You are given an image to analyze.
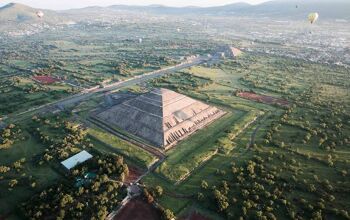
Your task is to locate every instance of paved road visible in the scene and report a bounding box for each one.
[7,56,209,122]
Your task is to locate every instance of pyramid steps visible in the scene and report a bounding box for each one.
[97,88,226,148]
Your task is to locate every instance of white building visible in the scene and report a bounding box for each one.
[61,150,93,170]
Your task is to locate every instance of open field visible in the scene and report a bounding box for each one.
[0,76,73,115]
[0,123,63,217]
[141,54,350,219]
[32,75,60,85]
[88,126,158,169]
[237,91,289,107]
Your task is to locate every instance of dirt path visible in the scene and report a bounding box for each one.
[164,191,194,199]
[249,112,270,147]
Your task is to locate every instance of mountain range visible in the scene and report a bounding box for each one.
[0,0,349,24]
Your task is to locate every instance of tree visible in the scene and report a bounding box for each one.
[247,161,256,175]
[0,166,10,173]
[201,180,208,189]
[197,192,204,201]
[221,181,229,195]
[155,186,163,197]
[60,194,74,208]
[143,189,154,204]
[214,189,229,212]
[161,209,175,220]
[311,210,322,220]
[9,179,18,188]
[97,206,108,220]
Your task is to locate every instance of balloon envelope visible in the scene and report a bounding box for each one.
[308,13,319,24]
[36,11,44,18]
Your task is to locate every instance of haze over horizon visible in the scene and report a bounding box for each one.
[0,0,270,10]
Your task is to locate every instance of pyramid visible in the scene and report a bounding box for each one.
[96,88,226,148]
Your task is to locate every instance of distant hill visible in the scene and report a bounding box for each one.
[237,0,350,19]
[0,3,40,22]
[106,0,350,20]
[1,0,349,25]
[0,3,65,24]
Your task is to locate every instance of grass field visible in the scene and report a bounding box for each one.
[1,47,349,220]
[88,127,158,169]
[0,129,62,217]
[156,109,242,182]
[142,54,350,219]
[143,109,266,214]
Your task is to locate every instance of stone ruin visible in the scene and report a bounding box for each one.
[96,88,226,149]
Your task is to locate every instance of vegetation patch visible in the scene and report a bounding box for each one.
[88,127,157,169]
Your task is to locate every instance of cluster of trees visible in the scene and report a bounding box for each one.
[29,117,92,163]
[11,77,49,94]
[0,158,27,190]
[31,66,55,75]
[23,154,128,220]
[160,207,175,220]
[115,63,129,77]
[265,92,349,167]
[21,84,48,94]
[197,149,350,220]
[141,186,175,220]
[142,185,164,204]
[0,123,21,149]
[151,72,212,92]
[0,75,70,115]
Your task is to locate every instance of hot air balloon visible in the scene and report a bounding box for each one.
[36,11,44,18]
[308,13,319,24]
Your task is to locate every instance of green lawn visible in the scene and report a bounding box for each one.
[88,127,158,169]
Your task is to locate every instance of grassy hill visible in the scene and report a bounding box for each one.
[0,3,42,22]
[105,0,350,20]
[0,3,64,24]
[1,0,349,26]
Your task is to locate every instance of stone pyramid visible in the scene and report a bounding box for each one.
[97,88,226,148]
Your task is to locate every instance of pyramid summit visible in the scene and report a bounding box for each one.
[96,88,226,148]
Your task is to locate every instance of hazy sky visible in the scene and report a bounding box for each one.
[0,0,270,10]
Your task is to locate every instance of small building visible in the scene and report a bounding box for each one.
[61,150,93,170]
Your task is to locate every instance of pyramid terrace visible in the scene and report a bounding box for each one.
[96,88,226,149]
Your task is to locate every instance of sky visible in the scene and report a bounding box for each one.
[0,0,270,10]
